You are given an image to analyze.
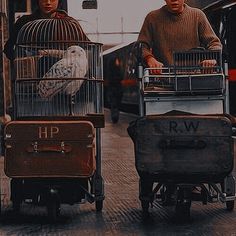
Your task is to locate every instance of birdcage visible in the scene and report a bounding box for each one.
[14,17,103,118]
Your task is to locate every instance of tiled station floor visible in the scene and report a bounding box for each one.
[0,109,235,235]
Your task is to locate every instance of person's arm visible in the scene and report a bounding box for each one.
[195,10,222,69]
[3,37,15,61]
[3,23,18,60]
[198,10,222,50]
[137,13,154,61]
[138,13,163,74]
[3,15,31,60]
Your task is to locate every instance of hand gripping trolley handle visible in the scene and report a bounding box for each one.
[2,17,105,221]
[128,48,235,220]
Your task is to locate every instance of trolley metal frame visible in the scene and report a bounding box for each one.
[135,49,235,219]
[139,50,228,116]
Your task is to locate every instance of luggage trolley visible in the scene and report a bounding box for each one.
[2,18,104,220]
[128,48,235,219]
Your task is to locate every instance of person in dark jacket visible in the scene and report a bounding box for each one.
[5,0,90,207]
[4,0,89,60]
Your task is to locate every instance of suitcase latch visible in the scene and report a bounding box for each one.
[61,142,65,153]
[33,142,38,152]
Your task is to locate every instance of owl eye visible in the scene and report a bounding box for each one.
[71,50,76,53]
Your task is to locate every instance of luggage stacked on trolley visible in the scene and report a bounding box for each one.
[128,49,235,219]
[1,18,104,221]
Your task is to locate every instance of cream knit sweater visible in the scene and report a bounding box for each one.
[138,4,222,66]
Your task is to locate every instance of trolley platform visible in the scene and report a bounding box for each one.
[1,17,105,221]
[128,49,235,219]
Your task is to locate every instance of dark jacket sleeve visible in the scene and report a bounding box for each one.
[3,14,37,60]
[3,21,19,60]
[3,11,42,60]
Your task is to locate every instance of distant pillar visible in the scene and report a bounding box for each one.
[27,0,31,12]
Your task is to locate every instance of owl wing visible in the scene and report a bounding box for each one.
[64,54,88,95]
[38,58,72,99]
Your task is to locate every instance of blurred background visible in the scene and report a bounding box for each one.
[7,0,224,49]
[1,0,236,119]
[67,0,222,49]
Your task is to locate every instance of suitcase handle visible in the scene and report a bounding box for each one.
[158,139,206,149]
[27,142,72,153]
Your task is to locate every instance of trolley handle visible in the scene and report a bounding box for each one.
[158,139,206,150]
[27,142,72,154]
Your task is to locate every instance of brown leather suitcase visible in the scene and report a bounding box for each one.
[128,113,234,183]
[4,120,95,178]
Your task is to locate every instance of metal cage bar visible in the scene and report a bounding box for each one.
[142,50,225,94]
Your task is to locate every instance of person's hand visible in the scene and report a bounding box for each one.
[146,56,164,74]
[200,59,217,74]
[200,59,217,67]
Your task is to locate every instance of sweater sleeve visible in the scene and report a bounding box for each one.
[198,10,222,50]
[137,13,155,61]
[3,15,32,60]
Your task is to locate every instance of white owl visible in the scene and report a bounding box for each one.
[38,45,88,98]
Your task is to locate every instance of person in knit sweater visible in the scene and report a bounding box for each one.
[138,0,222,74]
[137,0,223,207]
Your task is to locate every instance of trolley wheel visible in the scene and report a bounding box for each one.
[11,179,22,212]
[95,200,103,212]
[160,185,176,206]
[175,187,191,221]
[12,200,21,212]
[175,201,191,220]
[47,201,60,222]
[111,108,119,124]
[141,200,150,218]
[226,200,234,211]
